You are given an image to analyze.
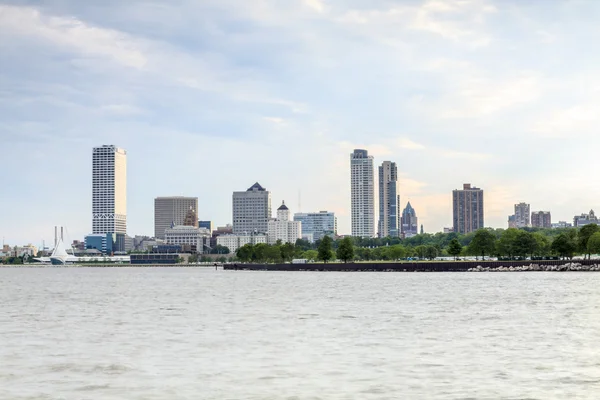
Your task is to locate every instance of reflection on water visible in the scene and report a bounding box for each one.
[1,268,600,399]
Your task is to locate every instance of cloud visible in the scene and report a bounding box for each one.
[0,5,148,69]
[304,0,325,13]
[396,138,426,150]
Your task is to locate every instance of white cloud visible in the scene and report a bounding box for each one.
[0,5,148,69]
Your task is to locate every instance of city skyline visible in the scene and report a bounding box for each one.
[3,1,600,244]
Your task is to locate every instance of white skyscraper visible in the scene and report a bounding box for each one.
[350,149,375,238]
[92,145,127,234]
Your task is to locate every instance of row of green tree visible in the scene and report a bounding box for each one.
[234,224,600,263]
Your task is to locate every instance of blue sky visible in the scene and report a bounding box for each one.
[1,0,600,246]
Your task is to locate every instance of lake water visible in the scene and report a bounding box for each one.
[1,268,600,399]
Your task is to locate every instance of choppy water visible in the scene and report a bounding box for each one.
[1,268,600,399]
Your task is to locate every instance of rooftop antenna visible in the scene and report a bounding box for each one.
[298,189,301,213]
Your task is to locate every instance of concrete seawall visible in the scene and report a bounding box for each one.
[224,260,600,272]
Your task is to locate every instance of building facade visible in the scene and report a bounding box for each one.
[232,182,272,234]
[514,202,530,228]
[216,234,267,254]
[198,221,213,232]
[154,197,199,239]
[267,201,302,245]
[84,233,126,254]
[531,211,552,228]
[293,211,337,242]
[350,149,375,238]
[92,145,127,234]
[378,161,400,238]
[452,183,484,234]
[164,225,211,254]
[401,202,418,238]
[574,210,599,227]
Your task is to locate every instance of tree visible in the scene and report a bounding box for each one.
[253,243,269,262]
[336,237,355,263]
[551,233,577,260]
[317,235,333,263]
[578,224,600,259]
[211,244,230,255]
[447,238,463,260]
[265,244,282,263]
[468,229,497,259]
[280,242,296,262]
[424,245,438,260]
[388,245,406,261]
[497,228,519,259]
[532,233,550,258]
[587,232,600,256]
[302,250,318,261]
[514,230,537,258]
[236,244,254,262]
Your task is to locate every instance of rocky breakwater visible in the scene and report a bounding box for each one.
[468,263,600,272]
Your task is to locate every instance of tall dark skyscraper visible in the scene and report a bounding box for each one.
[378,161,399,238]
[452,183,484,234]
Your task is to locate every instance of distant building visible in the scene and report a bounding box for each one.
[293,211,337,242]
[216,234,267,254]
[552,221,573,229]
[72,240,86,251]
[350,149,375,238]
[232,182,272,234]
[452,183,484,234]
[267,201,302,245]
[508,215,517,229]
[14,244,38,258]
[165,225,211,254]
[85,233,125,254]
[514,203,530,228]
[154,196,199,239]
[574,210,599,227]
[198,221,213,232]
[378,161,400,238]
[401,202,418,238]
[443,227,454,234]
[210,224,234,248]
[531,211,552,228]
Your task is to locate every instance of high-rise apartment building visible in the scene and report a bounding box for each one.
[92,145,127,234]
[452,183,484,234]
[293,211,337,242]
[378,161,400,238]
[531,211,552,228]
[350,149,375,238]
[232,182,272,234]
[514,202,530,228]
[401,202,418,238]
[154,197,199,239]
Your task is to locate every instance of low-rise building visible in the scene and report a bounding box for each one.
[552,221,573,229]
[216,234,267,254]
[574,210,599,227]
[165,225,211,254]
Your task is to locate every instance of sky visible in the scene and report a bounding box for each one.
[1,0,600,246]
